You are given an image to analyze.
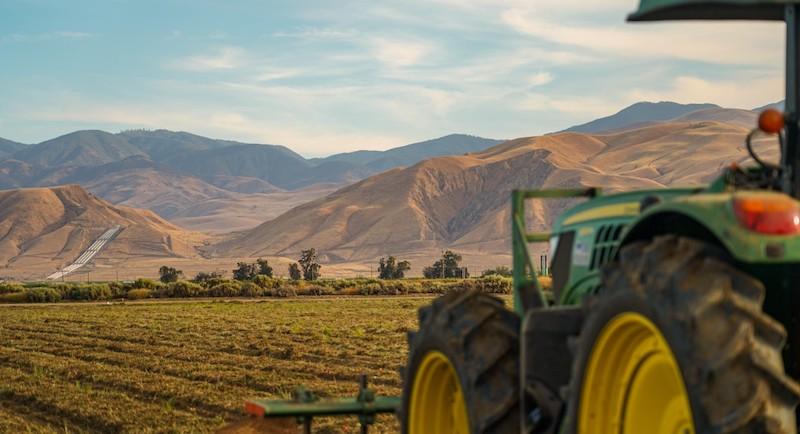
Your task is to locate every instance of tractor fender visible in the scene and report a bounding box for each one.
[619,193,800,264]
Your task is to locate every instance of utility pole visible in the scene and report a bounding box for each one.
[441,250,445,279]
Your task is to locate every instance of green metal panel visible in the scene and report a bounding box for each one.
[628,191,800,263]
[550,188,699,305]
[628,0,789,21]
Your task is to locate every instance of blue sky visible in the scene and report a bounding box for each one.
[0,0,786,156]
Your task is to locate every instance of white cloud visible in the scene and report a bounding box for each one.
[272,27,358,39]
[501,8,783,65]
[516,93,618,118]
[370,39,434,67]
[627,75,782,109]
[3,31,94,42]
[172,47,246,71]
[529,72,554,86]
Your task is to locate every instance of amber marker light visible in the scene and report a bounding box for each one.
[733,194,800,235]
[759,109,785,134]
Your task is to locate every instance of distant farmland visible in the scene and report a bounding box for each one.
[0,298,445,433]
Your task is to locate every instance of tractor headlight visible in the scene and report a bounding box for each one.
[732,193,800,235]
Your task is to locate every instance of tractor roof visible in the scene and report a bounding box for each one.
[629,0,795,21]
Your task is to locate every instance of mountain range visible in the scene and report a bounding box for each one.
[0,130,502,231]
[212,108,774,263]
[0,100,781,278]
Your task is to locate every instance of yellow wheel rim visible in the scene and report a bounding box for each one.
[408,351,470,434]
[578,312,695,434]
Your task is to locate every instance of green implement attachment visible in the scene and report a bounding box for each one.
[244,375,400,434]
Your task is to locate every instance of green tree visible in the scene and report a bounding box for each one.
[158,266,183,283]
[288,263,302,280]
[481,266,512,277]
[232,262,257,281]
[378,256,411,279]
[423,251,467,279]
[256,258,273,277]
[298,249,321,281]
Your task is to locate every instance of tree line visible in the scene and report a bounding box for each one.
[160,248,512,284]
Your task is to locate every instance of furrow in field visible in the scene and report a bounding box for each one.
[0,348,242,422]
[0,328,403,393]
[0,401,80,434]
[0,325,406,386]
[0,365,212,433]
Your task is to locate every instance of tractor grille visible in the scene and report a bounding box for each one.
[589,224,625,270]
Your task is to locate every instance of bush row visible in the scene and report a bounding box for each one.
[0,276,530,303]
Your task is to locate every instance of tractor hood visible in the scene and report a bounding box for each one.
[629,0,793,21]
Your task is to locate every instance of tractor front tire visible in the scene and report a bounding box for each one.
[564,235,800,434]
[401,290,520,434]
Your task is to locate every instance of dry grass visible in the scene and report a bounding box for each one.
[0,297,470,433]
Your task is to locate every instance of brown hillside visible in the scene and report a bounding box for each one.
[0,185,202,277]
[211,120,777,266]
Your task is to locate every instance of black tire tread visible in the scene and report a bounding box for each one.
[564,235,800,434]
[401,290,520,434]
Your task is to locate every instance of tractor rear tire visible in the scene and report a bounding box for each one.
[401,290,520,434]
[564,235,800,434]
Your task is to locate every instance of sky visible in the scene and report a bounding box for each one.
[0,0,787,156]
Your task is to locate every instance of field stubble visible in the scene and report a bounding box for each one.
[0,297,471,433]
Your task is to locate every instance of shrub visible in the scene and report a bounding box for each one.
[359,282,384,296]
[61,284,113,301]
[273,287,297,298]
[481,266,512,278]
[198,277,227,289]
[0,282,25,295]
[253,275,281,290]
[133,278,160,290]
[126,288,152,300]
[157,281,204,298]
[0,292,28,303]
[240,281,265,297]
[26,288,61,303]
[194,271,224,284]
[207,282,242,297]
[298,285,332,296]
[108,281,127,298]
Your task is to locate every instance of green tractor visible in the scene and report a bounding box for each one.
[245,1,800,432]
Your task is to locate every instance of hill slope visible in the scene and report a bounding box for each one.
[0,138,25,156]
[313,134,504,172]
[0,185,201,278]
[12,130,146,167]
[213,119,773,265]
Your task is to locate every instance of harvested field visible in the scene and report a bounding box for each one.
[0,297,460,433]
